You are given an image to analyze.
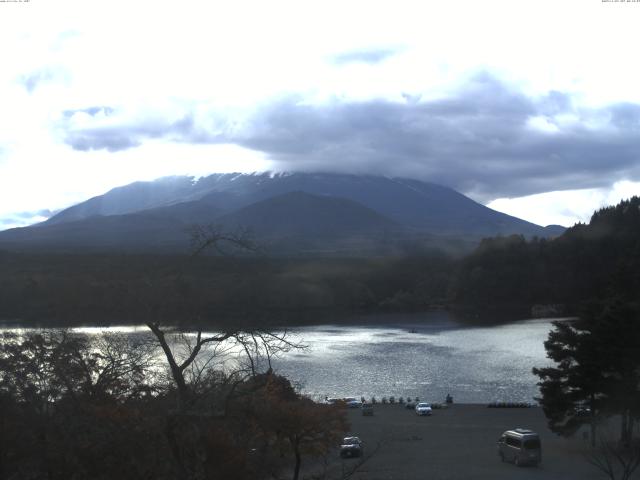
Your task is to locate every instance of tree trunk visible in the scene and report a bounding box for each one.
[165,414,191,480]
[146,323,189,410]
[0,409,5,480]
[292,438,301,480]
[621,409,632,447]
[590,394,597,448]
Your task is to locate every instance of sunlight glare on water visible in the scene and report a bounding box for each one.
[2,313,562,404]
[273,313,560,404]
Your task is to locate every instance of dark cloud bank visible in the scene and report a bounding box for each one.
[59,74,640,200]
[62,107,196,153]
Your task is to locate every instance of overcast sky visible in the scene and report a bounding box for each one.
[1,0,639,230]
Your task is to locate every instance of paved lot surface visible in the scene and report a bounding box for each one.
[313,404,621,480]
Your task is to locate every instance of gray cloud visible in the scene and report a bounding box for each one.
[220,75,640,200]
[62,106,115,118]
[19,70,55,93]
[67,132,141,152]
[608,103,640,130]
[14,209,55,219]
[57,73,640,200]
[18,67,69,93]
[330,47,402,65]
[62,108,197,152]
[0,209,55,230]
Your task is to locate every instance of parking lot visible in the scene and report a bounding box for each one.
[313,403,611,480]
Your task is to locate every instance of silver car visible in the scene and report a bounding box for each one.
[415,402,432,416]
[497,429,541,466]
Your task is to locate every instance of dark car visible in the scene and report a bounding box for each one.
[340,436,363,458]
[344,397,362,408]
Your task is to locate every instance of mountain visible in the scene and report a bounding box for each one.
[217,191,399,237]
[0,211,193,251]
[543,224,567,237]
[44,172,558,236]
[0,190,402,254]
[0,172,564,254]
[45,176,204,225]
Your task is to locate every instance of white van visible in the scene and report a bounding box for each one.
[497,428,541,466]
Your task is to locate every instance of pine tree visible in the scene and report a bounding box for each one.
[533,301,640,445]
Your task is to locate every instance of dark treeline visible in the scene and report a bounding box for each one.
[1,197,639,327]
[452,196,640,317]
[0,252,455,327]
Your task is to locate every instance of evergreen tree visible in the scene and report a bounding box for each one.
[533,301,640,445]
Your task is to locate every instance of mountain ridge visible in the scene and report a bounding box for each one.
[0,172,565,254]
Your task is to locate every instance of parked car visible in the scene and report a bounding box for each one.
[343,397,362,408]
[497,429,541,466]
[362,403,374,416]
[415,402,432,416]
[574,405,592,417]
[340,437,363,458]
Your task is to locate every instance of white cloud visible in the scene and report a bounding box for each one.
[1,0,640,229]
[488,180,640,227]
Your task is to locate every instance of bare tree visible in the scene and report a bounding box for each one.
[187,224,258,257]
[234,330,304,376]
[146,323,238,411]
[586,437,640,480]
[144,225,311,480]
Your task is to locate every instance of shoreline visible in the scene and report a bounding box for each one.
[0,307,566,330]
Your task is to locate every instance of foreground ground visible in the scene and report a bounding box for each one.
[308,403,625,480]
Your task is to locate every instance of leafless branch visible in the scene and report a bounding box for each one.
[187,224,259,257]
[586,436,640,480]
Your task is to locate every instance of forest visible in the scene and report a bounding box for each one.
[0,251,455,327]
[452,196,640,315]
[1,197,639,327]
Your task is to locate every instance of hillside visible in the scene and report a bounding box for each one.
[216,191,400,237]
[44,172,557,235]
[0,172,563,254]
[450,196,640,315]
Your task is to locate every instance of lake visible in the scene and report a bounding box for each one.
[272,312,560,404]
[4,312,561,404]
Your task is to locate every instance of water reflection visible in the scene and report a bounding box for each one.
[273,313,560,404]
[1,312,561,404]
